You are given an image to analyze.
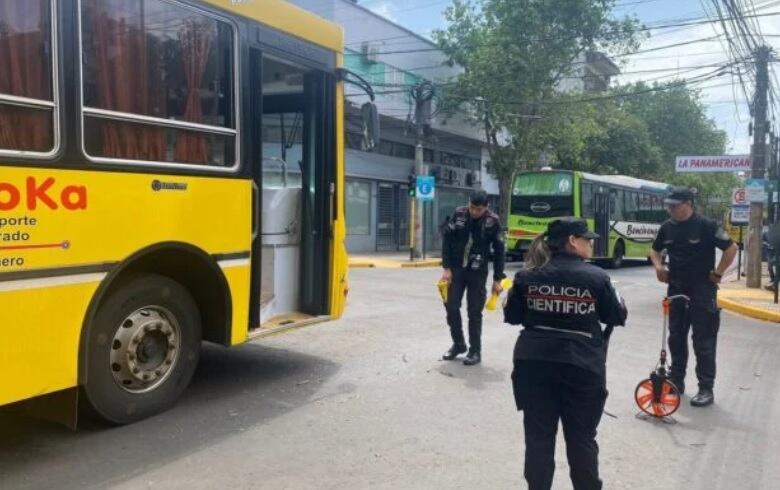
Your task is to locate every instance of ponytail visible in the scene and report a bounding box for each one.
[524,234,552,271]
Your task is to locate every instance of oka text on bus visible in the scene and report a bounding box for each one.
[0,177,87,211]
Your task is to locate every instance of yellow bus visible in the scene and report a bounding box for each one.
[0,0,355,424]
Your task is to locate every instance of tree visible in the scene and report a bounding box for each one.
[619,82,737,211]
[543,98,662,177]
[585,103,663,177]
[435,0,640,221]
[546,81,735,216]
[620,83,727,164]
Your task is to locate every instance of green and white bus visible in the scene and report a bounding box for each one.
[507,169,671,267]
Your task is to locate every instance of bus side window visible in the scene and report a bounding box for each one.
[651,194,666,222]
[81,0,237,168]
[581,182,594,218]
[610,189,624,221]
[637,192,651,221]
[0,0,58,157]
[624,191,639,221]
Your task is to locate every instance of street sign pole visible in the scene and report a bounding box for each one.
[738,226,743,279]
[415,175,436,262]
[413,141,424,259]
[730,188,749,280]
[422,201,428,261]
[409,198,416,262]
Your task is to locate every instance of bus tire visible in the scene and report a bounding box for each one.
[609,242,625,269]
[83,274,202,424]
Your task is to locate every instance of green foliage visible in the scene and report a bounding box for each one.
[435,0,642,219]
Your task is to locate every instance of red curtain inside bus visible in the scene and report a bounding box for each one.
[86,0,166,161]
[83,0,227,165]
[174,19,213,164]
[0,0,53,153]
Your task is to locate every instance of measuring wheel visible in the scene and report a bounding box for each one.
[634,377,681,418]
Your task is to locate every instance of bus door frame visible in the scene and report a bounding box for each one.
[593,188,611,258]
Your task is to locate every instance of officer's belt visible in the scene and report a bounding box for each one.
[526,325,593,339]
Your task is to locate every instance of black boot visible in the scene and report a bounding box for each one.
[442,344,467,361]
[691,388,714,407]
[463,351,481,366]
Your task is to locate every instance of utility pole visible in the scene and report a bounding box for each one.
[747,46,771,288]
[770,132,778,224]
[409,81,435,260]
[771,136,780,224]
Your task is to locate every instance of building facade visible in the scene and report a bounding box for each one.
[290,0,619,254]
[291,0,490,254]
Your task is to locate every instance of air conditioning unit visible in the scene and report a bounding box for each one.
[361,42,380,64]
[451,169,461,186]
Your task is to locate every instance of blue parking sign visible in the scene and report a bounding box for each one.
[416,176,435,202]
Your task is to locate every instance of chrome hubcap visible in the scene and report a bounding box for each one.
[109,306,180,393]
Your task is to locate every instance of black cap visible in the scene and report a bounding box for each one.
[664,186,696,205]
[546,217,599,240]
[469,189,489,206]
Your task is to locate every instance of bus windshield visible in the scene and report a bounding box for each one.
[511,172,574,217]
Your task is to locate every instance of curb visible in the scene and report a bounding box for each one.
[348,259,442,269]
[718,296,780,323]
[400,260,442,269]
[348,262,377,269]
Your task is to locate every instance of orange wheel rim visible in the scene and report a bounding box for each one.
[634,379,681,417]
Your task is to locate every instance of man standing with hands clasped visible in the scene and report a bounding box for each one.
[650,187,738,407]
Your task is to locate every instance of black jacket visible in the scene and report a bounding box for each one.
[441,206,506,282]
[504,252,627,377]
[651,213,734,284]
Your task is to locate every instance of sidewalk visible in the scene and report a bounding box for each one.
[348,252,442,269]
[719,265,780,323]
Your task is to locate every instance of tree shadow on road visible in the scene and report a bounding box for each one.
[0,343,340,490]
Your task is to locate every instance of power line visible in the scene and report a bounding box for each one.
[724,0,760,51]
[710,1,756,118]
[703,1,753,120]
[343,0,679,48]
[354,9,780,57]
[699,1,744,121]
[349,56,745,85]
[348,68,734,107]
[341,38,734,94]
[344,5,704,50]
[366,59,747,90]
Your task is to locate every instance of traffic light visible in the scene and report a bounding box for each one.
[408,174,416,197]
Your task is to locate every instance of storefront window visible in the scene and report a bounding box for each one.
[346,180,371,235]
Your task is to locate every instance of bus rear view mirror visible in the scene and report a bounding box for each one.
[361,102,380,151]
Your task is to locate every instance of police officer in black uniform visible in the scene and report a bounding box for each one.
[440,190,506,366]
[504,218,627,490]
[650,187,738,407]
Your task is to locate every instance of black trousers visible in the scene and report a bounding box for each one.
[668,281,720,390]
[512,360,607,490]
[445,268,488,353]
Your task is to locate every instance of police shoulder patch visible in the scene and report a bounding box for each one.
[451,207,468,224]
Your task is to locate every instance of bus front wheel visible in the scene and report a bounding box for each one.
[83,274,202,424]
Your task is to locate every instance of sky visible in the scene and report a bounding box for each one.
[355,0,780,155]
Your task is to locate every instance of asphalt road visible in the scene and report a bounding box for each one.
[2,262,780,489]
